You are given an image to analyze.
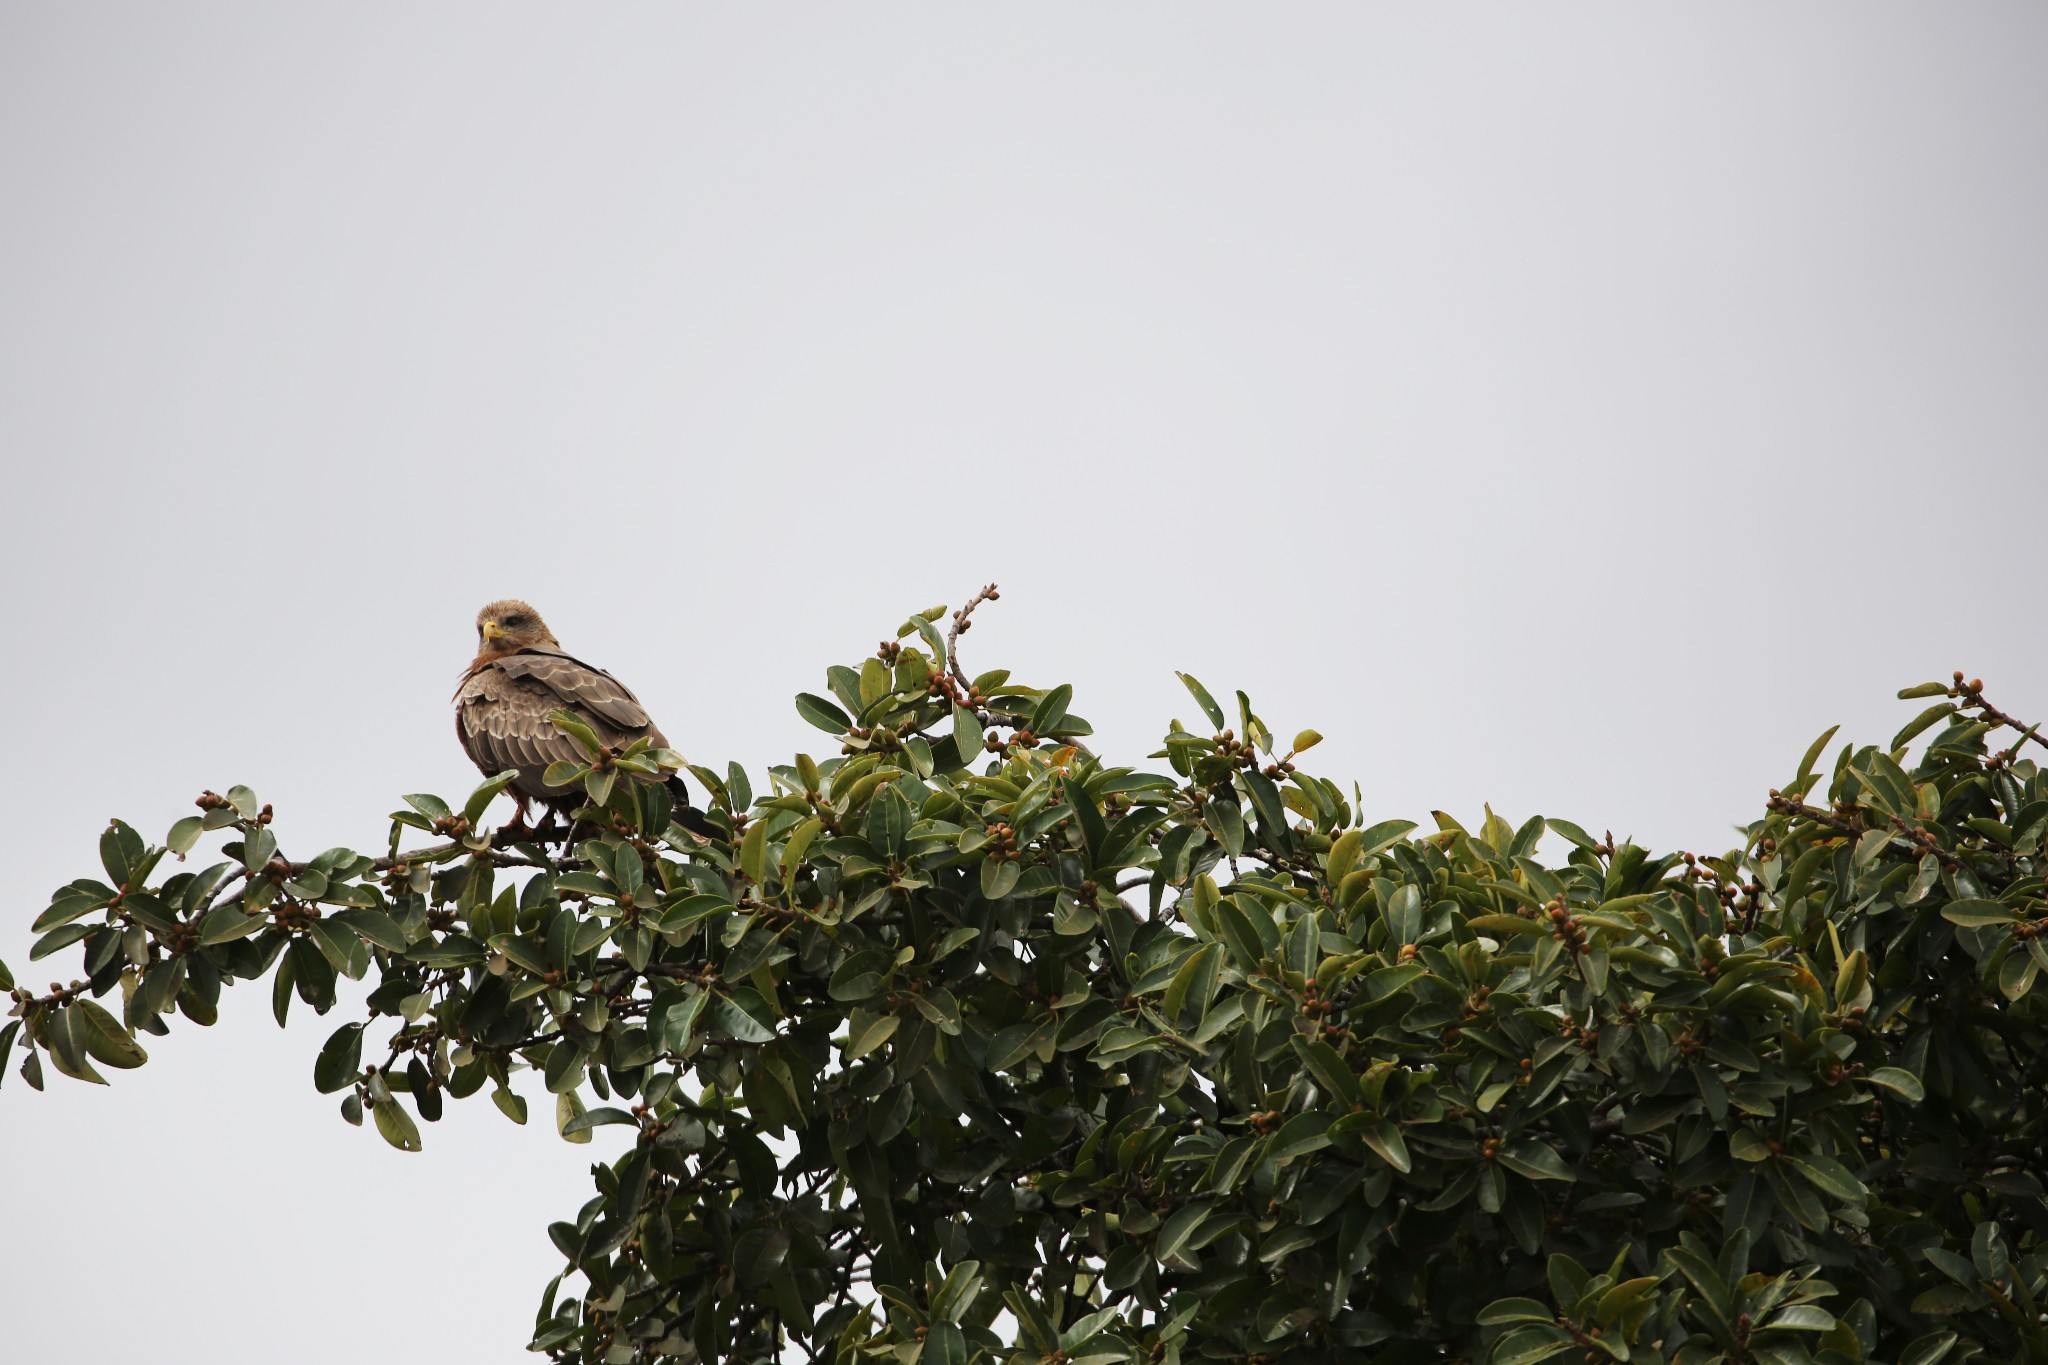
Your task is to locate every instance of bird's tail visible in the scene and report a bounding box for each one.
[665,776,726,840]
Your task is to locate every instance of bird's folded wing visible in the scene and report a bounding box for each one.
[455,667,599,782]
[493,650,660,737]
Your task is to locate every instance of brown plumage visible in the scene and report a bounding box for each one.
[455,600,713,836]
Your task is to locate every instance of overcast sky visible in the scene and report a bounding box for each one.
[3,5,2044,1360]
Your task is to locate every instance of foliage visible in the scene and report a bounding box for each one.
[8,595,2047,1365]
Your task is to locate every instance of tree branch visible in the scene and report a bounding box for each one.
[946,583,1000,688]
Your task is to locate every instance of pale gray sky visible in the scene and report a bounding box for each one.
[3,5,2043,1360]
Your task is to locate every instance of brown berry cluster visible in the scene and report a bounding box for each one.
[984,822,1020,862]
[842,725,901,755]
[1545,896,1588,953]
[1211,730,1258,768]
[875,639,901,664]
[924,670,985,710]
[194,790,273,824]
[1300,982,1345,1041]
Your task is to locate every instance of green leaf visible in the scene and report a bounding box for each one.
[829,949,891,1002]
[314,1023,365,1093]
[733,1226,791,1290]
[654,989,708,1054]
[780,816,821,882]
[1361,1119,1410,1173]
[41,1006,104,1084]
[1793,724,1841,790]
[1911,1284,1976,1316]
[1762,1304,1836,1332]
[930,1260,983,1325]
[1864,1066,1924,1102]
[1497,1141,1576,1182]
[1155,1200,1214,1264]
[795,692,852,734]
[739,820,769,885]
[198,904,267,945]
[1163,942,1223,1021]
[1289,1035,1362,1106]
[1291,728,1323,753]
[29,922,93,961]
[492,1087,529,1126]
[1353,818,1418,859]
[544,709,605,760]
[373,1098,422,1152]
[401,791,452,821]
[99,821,147,886]
[1940,899,2019,926]
[166,815,204,856]
[1594,1276,1663,1322]
[561,1106,636,1136]
[32,886,107,934]
[332,907,408,952]
[1489,1326,1576,1365]
[1898,1331,1960,1365]
[1270,1111,1334,1160]
[544,1041,587,1094]
[556,1090,591,1143]
[711,992,777,1043]
[981,858,1020,900]
[1030,683,1074,734]
[463,770,522,826]
[1176,672,1226,730]
[1893,703,1958,750]
[846,1009,900,1059]
[1214,898,1271,972]
[75,999,147,1070]
[541,760,586,789]
[1789,1153,1866,1202]
[1476,1298,1557,1326]
[1363,961,1425,1001]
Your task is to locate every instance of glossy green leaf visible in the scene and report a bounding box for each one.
[373,1097,421,1152]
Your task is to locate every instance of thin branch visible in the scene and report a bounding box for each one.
[946,583,1000,688]
[1952,674,2048,757]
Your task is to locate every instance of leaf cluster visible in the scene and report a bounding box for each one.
[8,619,2046,1365]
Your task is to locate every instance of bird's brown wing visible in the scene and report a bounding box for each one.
[454,650,671,810]
[492,650,670,749]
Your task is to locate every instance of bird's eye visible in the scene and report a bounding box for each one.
[504,614,531,629]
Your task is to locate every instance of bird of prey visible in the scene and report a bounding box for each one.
[454,599,716,839]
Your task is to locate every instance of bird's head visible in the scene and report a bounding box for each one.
[474,600,558,654]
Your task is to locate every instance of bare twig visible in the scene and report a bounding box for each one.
[946,583,1001,688]
[1951,674,2048,758]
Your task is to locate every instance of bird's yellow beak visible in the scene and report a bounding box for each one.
[481,620,506,642]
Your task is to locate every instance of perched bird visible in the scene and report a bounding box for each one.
[454,600,716,839]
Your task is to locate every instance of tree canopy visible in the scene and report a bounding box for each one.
[8,593,2047,1364]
